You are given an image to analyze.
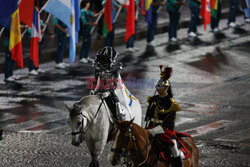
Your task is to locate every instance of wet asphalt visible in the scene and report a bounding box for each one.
[0,16,250,167]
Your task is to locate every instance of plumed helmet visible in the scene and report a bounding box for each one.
[155,65,172,89]
[93,46,122,71]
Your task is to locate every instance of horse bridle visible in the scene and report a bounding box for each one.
[71,98,104,136]
[71,113,86,136]
[111,124,152,167]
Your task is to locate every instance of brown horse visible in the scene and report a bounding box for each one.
[109,119,199,167]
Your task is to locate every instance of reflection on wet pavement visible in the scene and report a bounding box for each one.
[233,27,249,35]
[187,47,228,73]
[183,120,231,137]
[26,119,67,131]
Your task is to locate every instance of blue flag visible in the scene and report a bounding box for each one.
[0,0,18,30]
[74,0,81,43]
[44,0,71,27]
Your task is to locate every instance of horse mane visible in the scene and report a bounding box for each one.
[78,95,102,106]
[70,95,103,120]
[117,120,149,139]
[132,122,150,139]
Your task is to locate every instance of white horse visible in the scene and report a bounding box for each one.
[65,75,142,167]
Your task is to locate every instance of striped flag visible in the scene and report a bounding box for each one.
[44,0,72,27]
[201,0,211,30]
[210,0,218,18]
[44,0,77,63]
[103,0,114,37]
[30,7,41,68]
[9,0,23,68]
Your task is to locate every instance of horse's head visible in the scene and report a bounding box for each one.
[65,101,87,147]
[109,118,134,166]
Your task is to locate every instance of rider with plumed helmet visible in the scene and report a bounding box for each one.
[91,46,126,120]
[145,65,183,167]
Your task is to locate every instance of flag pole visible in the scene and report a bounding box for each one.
[179,0,186,13]
[21,28,28,38]
[0,27,4,38]
[90,9,104,34]
[113,6,122,23]
[156,0,167,13]
[40,14,51,40]
[39,0,49,14]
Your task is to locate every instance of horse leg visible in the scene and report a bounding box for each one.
[89,153,99,167]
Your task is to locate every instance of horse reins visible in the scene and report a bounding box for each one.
[112,124,154,167]
[71,97,104,136]
[129,124,154,167]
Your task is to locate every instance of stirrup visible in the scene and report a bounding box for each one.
[116,102,126,120]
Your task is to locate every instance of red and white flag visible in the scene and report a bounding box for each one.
[30,7,41,68]
[124,0,135,42]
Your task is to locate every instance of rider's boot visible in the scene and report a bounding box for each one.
[116,102,126,120]
[170,139,182,167]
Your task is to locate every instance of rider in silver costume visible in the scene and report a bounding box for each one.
[91,46,126,120]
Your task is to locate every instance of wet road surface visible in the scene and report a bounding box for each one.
[0,16,250,166]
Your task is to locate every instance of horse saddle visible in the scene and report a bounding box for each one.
[155,132,191,161]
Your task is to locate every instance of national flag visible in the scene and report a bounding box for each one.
[210,0,218,18]
[103,0,114,37]
[30,7,41,68]
[144,0,153,26]
[43,0,72,27]
[0,0,18,30]
[43,0,76,63]
[124,0,135,42]
[69,0,76,63]
[74,0,81,43]
[9,1,23,68]
[200,0,211,30]
[19,0,34,28]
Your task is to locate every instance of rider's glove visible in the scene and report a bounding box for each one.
[148,125,164,137]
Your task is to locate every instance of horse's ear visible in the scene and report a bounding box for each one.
[129,117,135,125]
[64,103,71,112]
[112,117,121,125]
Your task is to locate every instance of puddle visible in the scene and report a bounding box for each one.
[0,97,64,126]
[187,47,228,73]
[0,82,25,91]
[228,41,250,54]
[66,65,94,77]
[0,112,53,128]
[25,119,67,131]
[183,120,231,137]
